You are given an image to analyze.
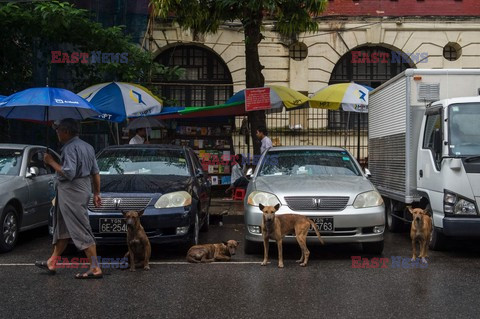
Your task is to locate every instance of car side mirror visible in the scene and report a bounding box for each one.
[26,167,39,178]
[364,168,371,178]
[195,168,204,178]
[246,168,254,179]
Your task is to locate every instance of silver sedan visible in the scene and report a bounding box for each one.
[243,146,385,254]
[0,144,59,252]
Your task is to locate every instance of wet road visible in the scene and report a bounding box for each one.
[1,223,480,318]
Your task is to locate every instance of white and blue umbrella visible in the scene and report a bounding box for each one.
[78,82,163,123]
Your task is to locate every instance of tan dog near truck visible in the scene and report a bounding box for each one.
[408,207,432,263]
[186,240,239,263]
[260,203,324,268]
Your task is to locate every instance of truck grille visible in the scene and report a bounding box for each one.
[284,196,349,211]
[88,197,152,212]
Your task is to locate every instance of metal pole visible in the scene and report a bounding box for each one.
[357,113,361,161]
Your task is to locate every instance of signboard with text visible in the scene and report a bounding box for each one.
[245,88,271,111]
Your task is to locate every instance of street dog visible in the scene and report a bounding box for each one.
[122,210,151,271]
[186,240,239,263]
[408,207,432,263]
[260,204,324,268]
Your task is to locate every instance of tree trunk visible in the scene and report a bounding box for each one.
[244,12,266,156]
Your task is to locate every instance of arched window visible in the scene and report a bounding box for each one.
[328,46,412,129]
[155,45,233,106]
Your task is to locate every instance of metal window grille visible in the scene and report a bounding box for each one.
[154,45,233,106]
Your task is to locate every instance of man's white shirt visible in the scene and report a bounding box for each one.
[129,135,145,144]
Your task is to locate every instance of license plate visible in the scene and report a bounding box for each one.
[99,218,127,233]
[310,217,334,233]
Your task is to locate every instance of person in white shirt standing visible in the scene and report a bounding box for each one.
[256,126,272,154]
[129,128,148,144]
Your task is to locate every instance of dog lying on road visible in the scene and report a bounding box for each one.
[123,210,151,271]
[408,207,432,263]
[186,240,239,263]
[260,204,324,268]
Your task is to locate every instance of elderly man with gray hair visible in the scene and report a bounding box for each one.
[35,118,103,279]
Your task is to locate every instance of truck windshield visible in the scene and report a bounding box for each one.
[449,103,480,156]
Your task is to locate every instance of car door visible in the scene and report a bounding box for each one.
[189,150,210,219]
[23,148,57,227]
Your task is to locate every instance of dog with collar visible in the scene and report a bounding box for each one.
[260,203,324,268]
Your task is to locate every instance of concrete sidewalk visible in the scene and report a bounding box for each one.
[210,197,244,224]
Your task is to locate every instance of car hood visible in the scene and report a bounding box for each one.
[101,175,193,194]
[0,175,16,186]
[252,175,374,203]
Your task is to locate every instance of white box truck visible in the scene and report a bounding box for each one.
[368,69,480,250]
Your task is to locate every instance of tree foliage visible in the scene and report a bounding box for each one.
[150,0,328,153]
[0,1,183,95]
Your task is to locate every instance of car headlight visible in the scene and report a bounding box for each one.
[444,192,478,215]
[353,190,383,208]
[247,191,281,207]
[154,191,192,209]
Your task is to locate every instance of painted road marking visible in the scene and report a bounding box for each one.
[0,261,262,266]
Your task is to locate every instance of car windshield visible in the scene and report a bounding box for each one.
[449,103,480,156]
[97,148,190,176]
[0,149,23,176]
[259,149,361,177]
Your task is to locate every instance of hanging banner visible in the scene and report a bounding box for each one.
[245,87,271,111]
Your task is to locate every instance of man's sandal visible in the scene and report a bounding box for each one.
[75,269,103,279]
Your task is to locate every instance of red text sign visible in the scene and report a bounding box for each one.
[245,88,271,111]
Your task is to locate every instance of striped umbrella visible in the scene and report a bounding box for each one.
[78,82,163,122]
[309,83,369,113]
[227,85,309,112]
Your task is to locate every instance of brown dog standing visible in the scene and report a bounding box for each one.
[186,240,239,263]
[260,203,324,268]
[408,207,432,263]
[123,210,151,271]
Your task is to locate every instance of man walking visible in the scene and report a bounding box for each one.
[256,126,273,154]
[36,118,103,279]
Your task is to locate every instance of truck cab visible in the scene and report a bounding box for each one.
[417,96,480,248]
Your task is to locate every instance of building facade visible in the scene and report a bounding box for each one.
[149,0,480,158]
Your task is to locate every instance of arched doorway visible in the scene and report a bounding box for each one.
[328,46,412,130]
[154,45,233,106]
[327,46,413,163]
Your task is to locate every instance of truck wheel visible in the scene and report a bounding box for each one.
[362,240,384,255]
[429,227,447,251]
[244,237,262,255]
[385,198,404,233]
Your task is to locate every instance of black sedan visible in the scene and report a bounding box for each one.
[85,145,211,246]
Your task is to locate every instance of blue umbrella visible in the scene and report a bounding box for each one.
[0,87,101,121]
[0,87,101,149]
[0,95,6,101]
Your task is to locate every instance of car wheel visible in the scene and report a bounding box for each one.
[0,205,19,253]
[244,237,262,255]
[200,210,209,233]
[362,240,384,255]
[385,198,403,233]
